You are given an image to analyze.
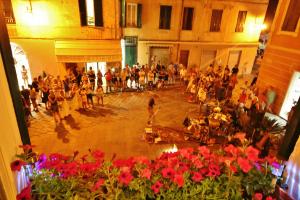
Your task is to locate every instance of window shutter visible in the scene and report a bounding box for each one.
[94,0,103,27]
[137,4,142,28]
[120,0,126,27]
[78,0,87,26]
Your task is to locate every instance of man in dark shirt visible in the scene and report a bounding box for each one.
[231,64,239,75]
[21,85,30,107]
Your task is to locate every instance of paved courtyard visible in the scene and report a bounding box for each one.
[29,84,200,159]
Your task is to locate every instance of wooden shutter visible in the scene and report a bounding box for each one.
[94,0,103,27]
[137,4,142,28]
[78,0,87,26]
[210,9,223,32]
[120,0,126,27]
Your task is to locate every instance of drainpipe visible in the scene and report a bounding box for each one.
[176,0,184,63]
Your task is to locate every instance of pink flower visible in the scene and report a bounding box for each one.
[237,157,253,173]
[192,172,203,182]
[10,160,27,172]
[254,192,263,200]
[140,168,151,179]
[16,184,31,200]
[245,146,259,162]
[173,174,185,187]
[224,144,240,156]
[161,167,176,179]
[92,178,105,191]
[118,171,133,186]
[151,181,163,194]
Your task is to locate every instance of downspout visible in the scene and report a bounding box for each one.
[176,0,184,63]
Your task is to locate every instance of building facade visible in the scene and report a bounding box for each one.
[3,0,122,86]
[257,0,300,199]
[122,0,268,74]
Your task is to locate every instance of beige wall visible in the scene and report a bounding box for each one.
[10,0,121,40]
[11,39,59,78]
[0,52,23,200]
[125,0,268,73]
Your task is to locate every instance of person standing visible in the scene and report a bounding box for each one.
[95,85,104,105]
[87,67,96,90]
[21,86,31,108]
[21,65,29,88]
[121,68,127,91]
[148,97,158,125]
[147,70,154,90]
[139,66,146,90]
[104,69,112,93]
[30,87,39,112]
[48,91,61,124]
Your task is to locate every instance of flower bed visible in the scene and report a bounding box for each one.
[13,145,277,200]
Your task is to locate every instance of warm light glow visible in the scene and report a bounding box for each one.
[164,144,178,153]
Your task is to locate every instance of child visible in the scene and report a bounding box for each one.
[95,86,104,105]
[80,88,88,109]
[147,70,154,90]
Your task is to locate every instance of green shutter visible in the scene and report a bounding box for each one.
[137,4,142,28]
[78,0,87,26]
[120,0,126,27]
[94,0,103,27]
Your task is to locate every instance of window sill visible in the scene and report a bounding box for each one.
[276,30,299,37]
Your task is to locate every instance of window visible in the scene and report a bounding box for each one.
[235,11,247,32]
[281,0,300,32]
[1,0,15,24]
[78,0,103,27]
[126,3,137,27]
[159,5,172,29]
[182,7,194,30]
[210,9,223,32]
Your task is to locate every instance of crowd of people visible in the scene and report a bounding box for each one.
[19,61,180,126]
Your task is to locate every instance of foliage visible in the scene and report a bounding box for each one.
[13,145,278,200]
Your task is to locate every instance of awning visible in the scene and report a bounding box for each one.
[55,40,122,62]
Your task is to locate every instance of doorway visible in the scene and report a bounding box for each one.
[227,50,242,70]
[124,36,137,67]
[10,43,31,89]
[149,47,170,67]
[200,50,216,70]
[179,50,189,67]
[280,71,300,120]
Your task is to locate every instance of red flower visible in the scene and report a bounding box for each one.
[179,148,193,159]
[91,150,105,161]
[253,192,263,200]
[237,157,253,173]
[151,181,163,194]
[81,154,88,163]
[16,184,31,200]
[230,165,237,173]
[133,156,150,166]
[118,171,133,186]
[113,158,135,169]
[92,178,105,191]
[192,172,203,182]
[192,158,204,169]
[161,167,176,179]
[224,144,240,156]
[140,168,151,179]
[80,162,100,174]
[245,146,259,162]
[207,163,221,177]
[10,160,27,171]
[266,196,274,200]
[173,174,185,187]
[197,146,210,158]
[18,144,36,150]
[49,153,70,161]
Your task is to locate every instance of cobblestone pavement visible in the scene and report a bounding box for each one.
[28,75,253,159]
[29,84,200,159]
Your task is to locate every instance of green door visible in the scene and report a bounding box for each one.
[125,46,137,67]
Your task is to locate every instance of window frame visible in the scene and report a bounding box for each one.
[277,0,300,37]
[235,11,247,33]
[126,3,138,27]
[210,9,223,32]
[1,0,16,24]
[182,7,194,31]
[159,5,172,30]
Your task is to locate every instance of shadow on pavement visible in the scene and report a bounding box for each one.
[55,123,70,143]
[76,107,117,117]
[65,115,80,130]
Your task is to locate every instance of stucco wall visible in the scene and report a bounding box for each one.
[0,52,23,200]
[11,39,58,78]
